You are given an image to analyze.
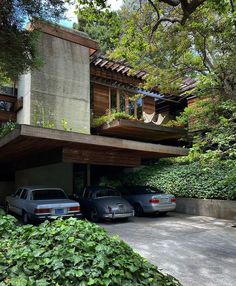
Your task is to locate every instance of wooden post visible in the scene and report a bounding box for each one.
[125,92,129,114]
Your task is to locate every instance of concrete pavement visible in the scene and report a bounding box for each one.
[99,213,236,286]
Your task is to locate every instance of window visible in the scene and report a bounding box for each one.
[14,189,22,198]
[83,189,93,199]
[120,91,126,112]
[110,88,117,110]
[128,100,135,116]
[32,189,67,200]
[20,189,28,200]
[137,97,143,118]
[95,188,121,198]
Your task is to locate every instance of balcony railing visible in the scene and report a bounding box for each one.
[0,87,22,122]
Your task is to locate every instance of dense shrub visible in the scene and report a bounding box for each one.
[101,160,236,200]
[0,213,181,286]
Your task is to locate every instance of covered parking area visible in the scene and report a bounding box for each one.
[0,124,188,203]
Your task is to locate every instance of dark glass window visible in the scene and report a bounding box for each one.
[95,188,121,198]
[120,91,126,112]
[129,186,163,195]
[15,189,22,198]
[110,88,117,110]
[20,189,28,200]
[128,100,135,116]
[32,189,67,200]
[137,97,143,118]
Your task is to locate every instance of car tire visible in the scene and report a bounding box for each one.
[22,211,29,225]
[134,204,144,217]
[159,211,168,216]
[90,208,100,223]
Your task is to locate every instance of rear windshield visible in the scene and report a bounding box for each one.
[95,188,121,198]
[32,189,67,200]
[129,186,163,195]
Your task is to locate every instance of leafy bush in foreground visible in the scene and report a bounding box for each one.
[0,214,181,286]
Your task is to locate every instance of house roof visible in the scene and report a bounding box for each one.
[0,125,188,169]
[30,21,99,55]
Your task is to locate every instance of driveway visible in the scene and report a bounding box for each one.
[99,213,236,286]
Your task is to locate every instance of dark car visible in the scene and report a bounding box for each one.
[120,185,176,216]
[74,186,134,222]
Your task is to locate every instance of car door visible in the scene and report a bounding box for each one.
[79,188,93,215]
[9,188,23,215]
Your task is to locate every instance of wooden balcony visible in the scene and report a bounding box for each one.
[0,94,23,122]
[93,119,187,143]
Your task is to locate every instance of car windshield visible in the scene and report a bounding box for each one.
[32,189,67,200]
[95,188,121,198]
[130,186,163,195]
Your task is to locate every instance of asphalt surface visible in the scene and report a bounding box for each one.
[99,213,236,286]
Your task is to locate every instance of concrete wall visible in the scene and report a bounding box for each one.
[17,31,91,134]
[0,182,15,206]
[176,198,236,220]
[17,73,31,125]
[15,163,73,195]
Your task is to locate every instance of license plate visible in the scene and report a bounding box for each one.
[161,198,169,203]
[55,209,64,215]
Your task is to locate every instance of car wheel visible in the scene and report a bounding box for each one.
[22,211,29,225]
[90,208,100,223]
[134,204,144,217]
[159,211,168,216]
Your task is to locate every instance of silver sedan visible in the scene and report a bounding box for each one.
[121,186,176,216]
[6,186,82,224]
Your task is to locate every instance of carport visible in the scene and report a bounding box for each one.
[0,124,188,202]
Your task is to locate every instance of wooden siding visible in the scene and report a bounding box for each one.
[63,147,140,167]
[143,96,155,114]
[93,83,110,117]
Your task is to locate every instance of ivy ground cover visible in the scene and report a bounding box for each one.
[0,212,181,286]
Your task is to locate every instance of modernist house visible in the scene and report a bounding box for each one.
[0,22,189,204]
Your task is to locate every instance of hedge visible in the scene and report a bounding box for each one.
[102,160,236,200]
[0,212,181,286]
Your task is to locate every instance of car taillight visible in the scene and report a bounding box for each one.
[171,198,176,203]
[68,206,80,212]
[34,208,50,214]
[149,198,160,204]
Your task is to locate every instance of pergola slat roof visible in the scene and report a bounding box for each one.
[90,55,196,105]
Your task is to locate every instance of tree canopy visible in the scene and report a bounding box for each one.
[0,0,67,84]
[75,0,236,102]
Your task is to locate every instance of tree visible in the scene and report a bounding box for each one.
[0,0,67,84]
[74,2,121,52]
[112,0,236,101]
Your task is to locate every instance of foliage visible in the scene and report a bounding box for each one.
[61,118,72,131]
[111,1,236,101]
[0,0,67,84]
[33,107,55,129]
[75,1,121,52]
[0,214,181,286]
[101,159,236,200]
[0,122,17,138]
[91,110,136,128]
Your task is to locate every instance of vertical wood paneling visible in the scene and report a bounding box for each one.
[143,96,155,114]
[93,83,110,116]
